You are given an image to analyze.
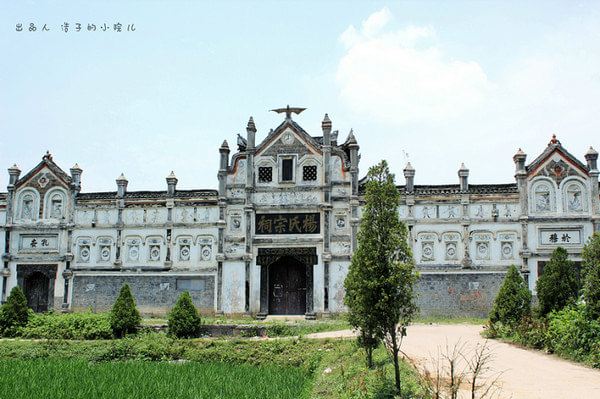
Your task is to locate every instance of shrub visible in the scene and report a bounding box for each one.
[489,265,531,326]
[582,232,600,320]
[168,291,202,338]
[110,284,141,338]
[21,311,113,340]
[536,247,579,317]
[546,304,600,365]
[0,286,29,337]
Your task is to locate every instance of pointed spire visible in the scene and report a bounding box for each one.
[246,116,256,132]
[8,164,20,173]
[586,146,598,156]
[321,113,332,129]
[404,161,414,171]
[167,171,177,180]
[346,129,357,145]
[116,173,128,182]
[70,163,82,172]
[459,162,468,171]
[515,148,525,156]
[221,140,229,148]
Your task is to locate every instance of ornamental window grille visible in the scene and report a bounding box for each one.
[258,166,272,183]
[303,165,317,181]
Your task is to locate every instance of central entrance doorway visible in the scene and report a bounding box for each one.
[24,272,50,312]
[17,264,57,313]
[268,256,307,315]
[257,247,317,319]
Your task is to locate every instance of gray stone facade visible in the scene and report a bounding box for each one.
[1,111,598,318]
[72,274,215,314]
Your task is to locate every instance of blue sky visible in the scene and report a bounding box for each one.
[1,1,599,191]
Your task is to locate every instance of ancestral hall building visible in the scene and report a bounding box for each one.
[1,109,599,317]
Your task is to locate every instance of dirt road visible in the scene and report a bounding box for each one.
[307,324,600,399]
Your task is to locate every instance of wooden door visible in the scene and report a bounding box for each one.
[269,256,307,315]
[24,272,49,312]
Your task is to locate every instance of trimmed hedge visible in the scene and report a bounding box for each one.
[20,312,113,340]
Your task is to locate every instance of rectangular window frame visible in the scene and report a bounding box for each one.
[278,154,297,183]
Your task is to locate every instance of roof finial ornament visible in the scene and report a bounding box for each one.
[43,150,53,161]
[549,134,560,145]
[270,105,306,120]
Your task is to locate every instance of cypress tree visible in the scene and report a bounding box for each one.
[536,247,578,317]
[344,160,418,395]
[168,291,202,338]
[582,232,600,320]
[489,265,531,326]
[0,286,29,337]
[110,284,141,338]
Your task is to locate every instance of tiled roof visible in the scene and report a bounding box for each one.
[77,189,218,200]
[359,182,518,195]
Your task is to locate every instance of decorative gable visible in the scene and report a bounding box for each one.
[255,120,322,158]
[16,152,71,190]
[527,135,589,184]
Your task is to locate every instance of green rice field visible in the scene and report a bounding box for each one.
[0,358,310,399]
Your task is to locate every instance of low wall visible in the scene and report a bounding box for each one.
[416,271,506,318]
[71,273,215,315]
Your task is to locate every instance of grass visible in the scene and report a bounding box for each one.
[312,341,429,399]
[0,333,430,398]
[142,314,351,337]
[0,358,310,399]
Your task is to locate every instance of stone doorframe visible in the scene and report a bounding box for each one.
[16,264,58,311]
[256,247,318,320]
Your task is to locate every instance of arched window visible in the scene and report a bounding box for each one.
[21,194,35,219]
[534,183,551,212]
[563,180,587,213]
[43,189,67,219]
[50,193,64,218]
[530,179,556,213]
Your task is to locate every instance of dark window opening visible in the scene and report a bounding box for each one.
[177,278,206,291]
[258,167,272,183]
[282,158,294,181]
[303,165,317,181]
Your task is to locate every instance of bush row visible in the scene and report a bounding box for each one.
[488,233,600,368]
[0,284,202,339]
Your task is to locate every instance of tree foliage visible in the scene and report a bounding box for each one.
[489,265,531,326]
[582,232,600,320]
[168,291,202,338]
[0,286,30,337]
[110,284,141,338]
[344,160,418,394]
[536,247,579,317]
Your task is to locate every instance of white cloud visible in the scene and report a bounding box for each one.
[336,8,491,125]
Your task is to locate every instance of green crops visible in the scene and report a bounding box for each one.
[0,359,310,399]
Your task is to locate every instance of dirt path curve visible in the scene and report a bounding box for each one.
[307,324,600,399]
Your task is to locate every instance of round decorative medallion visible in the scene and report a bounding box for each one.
[180,246,190,261]
[100,247,111,261]
[80,246,90,262]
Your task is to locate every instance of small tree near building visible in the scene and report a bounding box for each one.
[489,265,531,326]
[536,247,579,317]
[168,291,202,338]
[0,286,29,337]
[110,284,141,338]
[344,160,418,395]
[582,232,600,320]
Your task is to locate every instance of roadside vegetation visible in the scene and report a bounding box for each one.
[486,233,600,368]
